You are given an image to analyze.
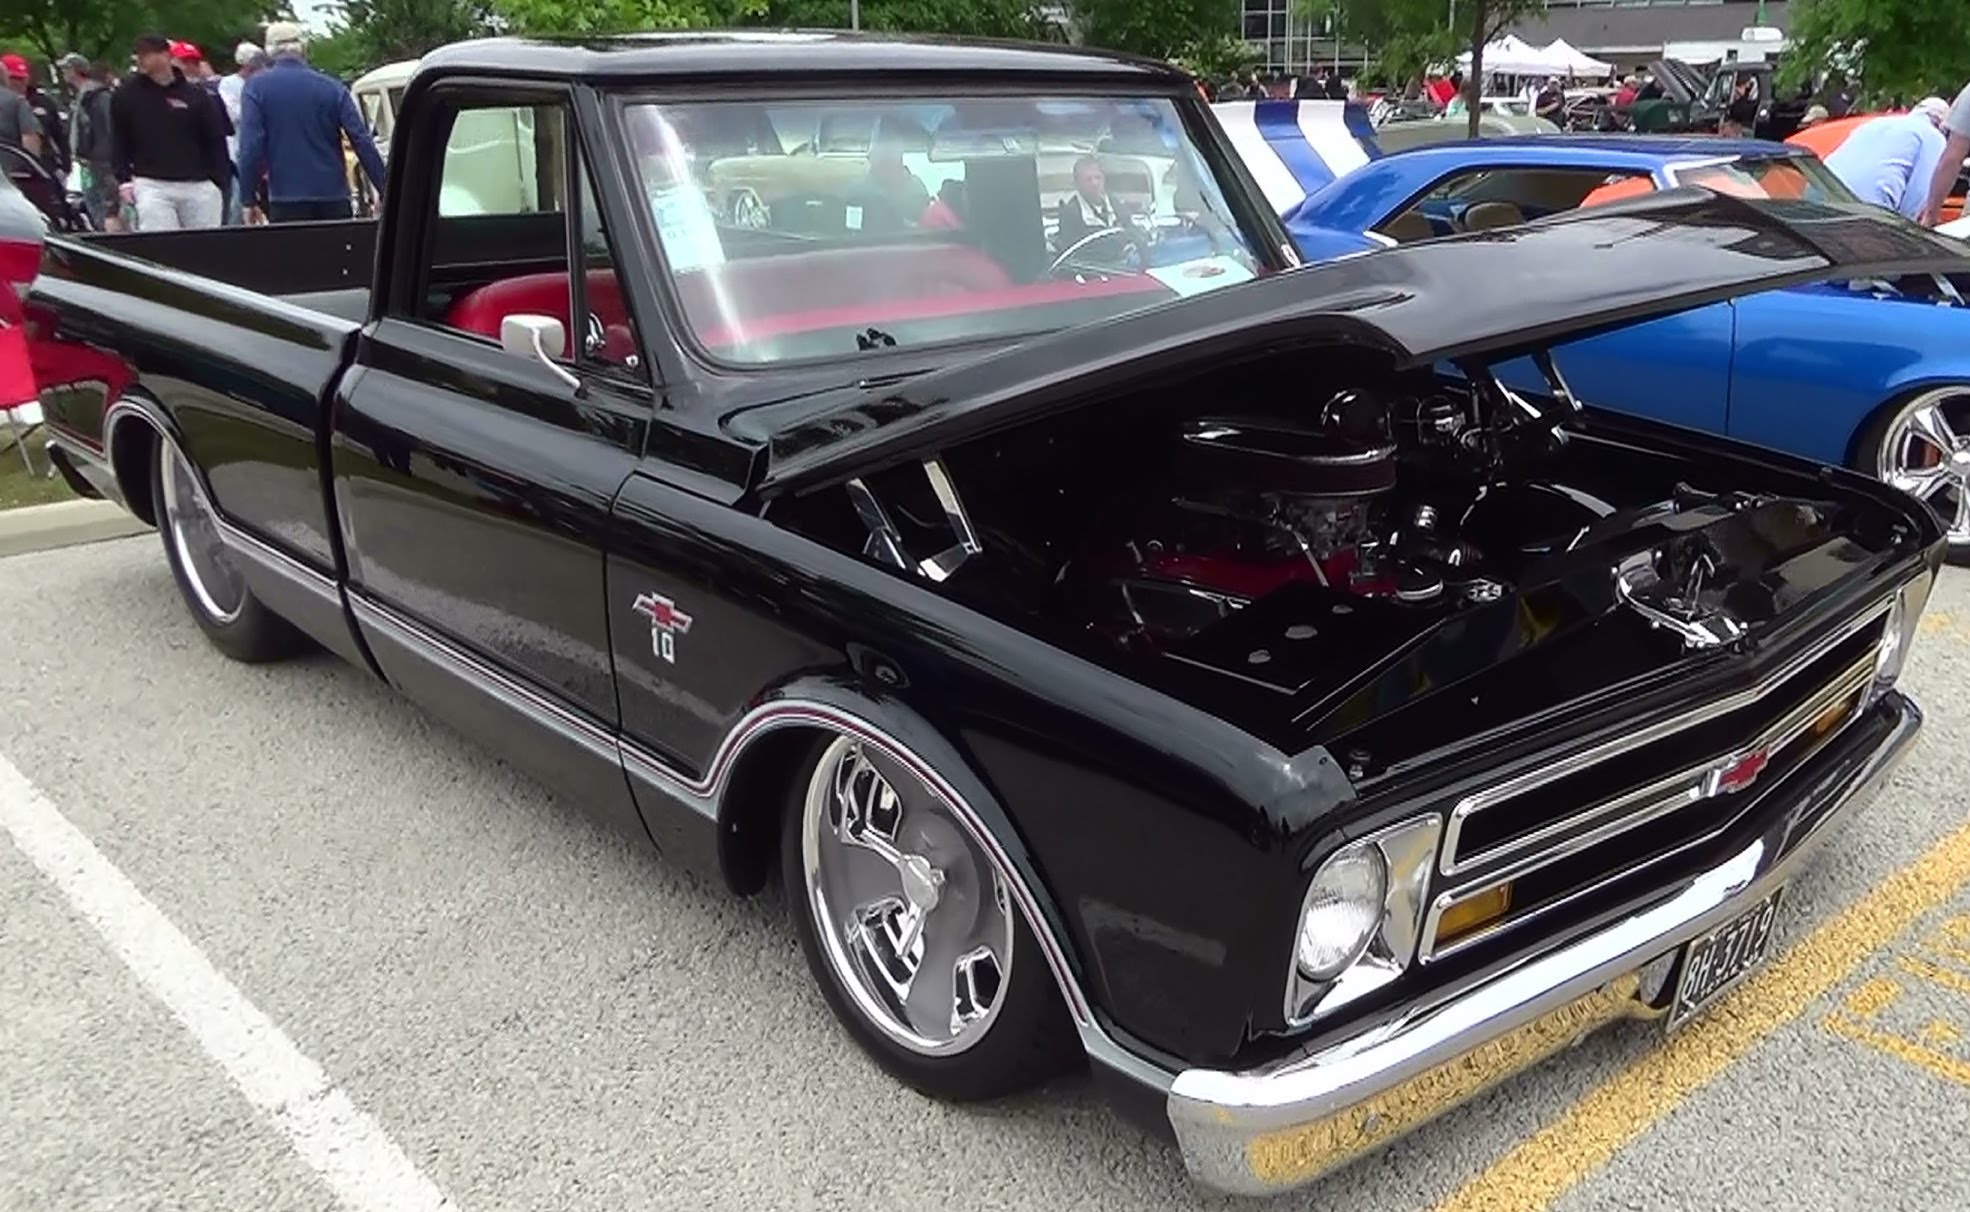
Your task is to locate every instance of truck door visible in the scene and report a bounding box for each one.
[330,83,657,847]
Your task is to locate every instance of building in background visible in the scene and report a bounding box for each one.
[1240,0,1368,79]
[1234,0,1787,81]
[1508,1,1789,73]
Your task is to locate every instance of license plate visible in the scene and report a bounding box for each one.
[1668,887,1783,1031]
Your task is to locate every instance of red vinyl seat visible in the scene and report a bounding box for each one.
[443,269,631,359]
[442,243,1016,357]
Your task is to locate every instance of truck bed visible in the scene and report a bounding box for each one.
[72,212,572,325]
[83,220,378,321]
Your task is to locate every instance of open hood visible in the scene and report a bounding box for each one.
[747,191,1970,496]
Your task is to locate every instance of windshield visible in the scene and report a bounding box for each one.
[622,96,1267,365]
[1672,155,1857,203]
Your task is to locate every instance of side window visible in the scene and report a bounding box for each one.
[416,99,646,379]
[1374,168,1651,242]
[438,104,547,218]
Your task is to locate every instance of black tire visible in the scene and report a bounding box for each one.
[781,734,1079,1101]
[151,437,308,663]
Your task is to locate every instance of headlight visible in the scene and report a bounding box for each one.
[1295,846,1387,978]
[1874,571,1932,694]
[1285,815,1442,1026]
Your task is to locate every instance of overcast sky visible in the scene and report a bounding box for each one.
[288,1,337,32]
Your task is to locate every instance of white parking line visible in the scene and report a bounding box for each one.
[0,752,456,1212]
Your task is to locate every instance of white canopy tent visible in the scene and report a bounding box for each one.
[1538,38,1613,79]
[1454,35,1553,77]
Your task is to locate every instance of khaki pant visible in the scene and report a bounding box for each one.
[132,178,223,231]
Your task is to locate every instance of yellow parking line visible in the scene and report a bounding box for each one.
[1431,813,1970,1212]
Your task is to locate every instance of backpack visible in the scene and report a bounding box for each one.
[73,87,114,165]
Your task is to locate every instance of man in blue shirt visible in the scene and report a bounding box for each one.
[234,21,384,223]
[1917,82,1970,226]
[1824,97,1949,221]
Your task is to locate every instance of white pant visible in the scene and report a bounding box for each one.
[132,178,223,231]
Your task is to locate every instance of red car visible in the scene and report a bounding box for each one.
[1,174,42,415]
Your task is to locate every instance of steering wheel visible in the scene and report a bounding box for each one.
[1047,225,1141,279]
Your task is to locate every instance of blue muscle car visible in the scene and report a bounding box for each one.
[1215,100,1970,553]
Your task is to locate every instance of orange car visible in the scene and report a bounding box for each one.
[1786,112,1965,221]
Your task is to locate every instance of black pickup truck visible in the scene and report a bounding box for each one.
[24,32,1953,1196]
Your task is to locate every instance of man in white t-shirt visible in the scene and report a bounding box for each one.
[218,42,265,224]
[1916,82,1970,225]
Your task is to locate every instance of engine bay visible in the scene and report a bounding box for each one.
[772,345,1893,749]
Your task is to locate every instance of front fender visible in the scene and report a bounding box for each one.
[701,673,1204,1086]
[1729,288,1970,465]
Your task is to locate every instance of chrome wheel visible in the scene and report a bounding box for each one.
[801,735,1012,1056]
[1876,387,1970,545]
[729,187,769,230]
[160,442,245,623]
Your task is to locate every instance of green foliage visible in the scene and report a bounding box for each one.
[1172,33,1261,82]
[754,0,1052,40]
[1785,0,1969,103]
[0,0,282,71]
[491,0,765,34]
[328,0,495,63]
[304,26,368,80]
[1299,0,1457,90]
[1071,0,1241,64]
[1458,0,1547,135]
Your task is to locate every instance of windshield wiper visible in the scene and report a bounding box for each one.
[857,327,899,352]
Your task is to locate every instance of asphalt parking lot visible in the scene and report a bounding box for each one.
[5,533,1970,1212]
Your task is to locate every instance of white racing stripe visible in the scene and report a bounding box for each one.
[0,752,456,1212]
[1212,101,1310,213]
[1294,102,1370,182]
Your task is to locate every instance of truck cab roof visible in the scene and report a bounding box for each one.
[414,31,1189,89]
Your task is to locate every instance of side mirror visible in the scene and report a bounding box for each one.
[498,313,579,389]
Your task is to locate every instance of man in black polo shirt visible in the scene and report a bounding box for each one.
[110,32,229,229]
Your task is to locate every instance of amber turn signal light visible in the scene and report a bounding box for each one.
[1435,883,1514,945]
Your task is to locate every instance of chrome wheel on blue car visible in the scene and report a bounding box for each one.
[1870,386,1970,550]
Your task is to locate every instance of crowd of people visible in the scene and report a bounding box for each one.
[0,21,385,233]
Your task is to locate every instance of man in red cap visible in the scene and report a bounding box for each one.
[1,53,58,173]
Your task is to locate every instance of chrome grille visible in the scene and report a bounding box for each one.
[1418,600,1890,963]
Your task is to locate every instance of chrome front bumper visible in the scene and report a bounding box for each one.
[1165,691,1922,1196]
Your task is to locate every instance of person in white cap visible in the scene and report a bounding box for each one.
[235,21,383,223]
[218,42,265,224]
[1917,82,1970,225]
[1823,96,1951,221]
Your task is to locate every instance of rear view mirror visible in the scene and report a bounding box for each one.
[498,313,579,389]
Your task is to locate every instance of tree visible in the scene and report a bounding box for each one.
[753,0,1050,41]
[1452,0,1542,136]
[1070,0,1240,65]
[329,0,496,65]
[1304,0,1539,134]
[1784,0,1968,107]
[0,0,282,72]
[1299,0,1458,98]
[489,0,754,34]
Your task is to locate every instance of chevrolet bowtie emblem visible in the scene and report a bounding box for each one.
[633,592,694,664]
[1709,746,1772,796]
